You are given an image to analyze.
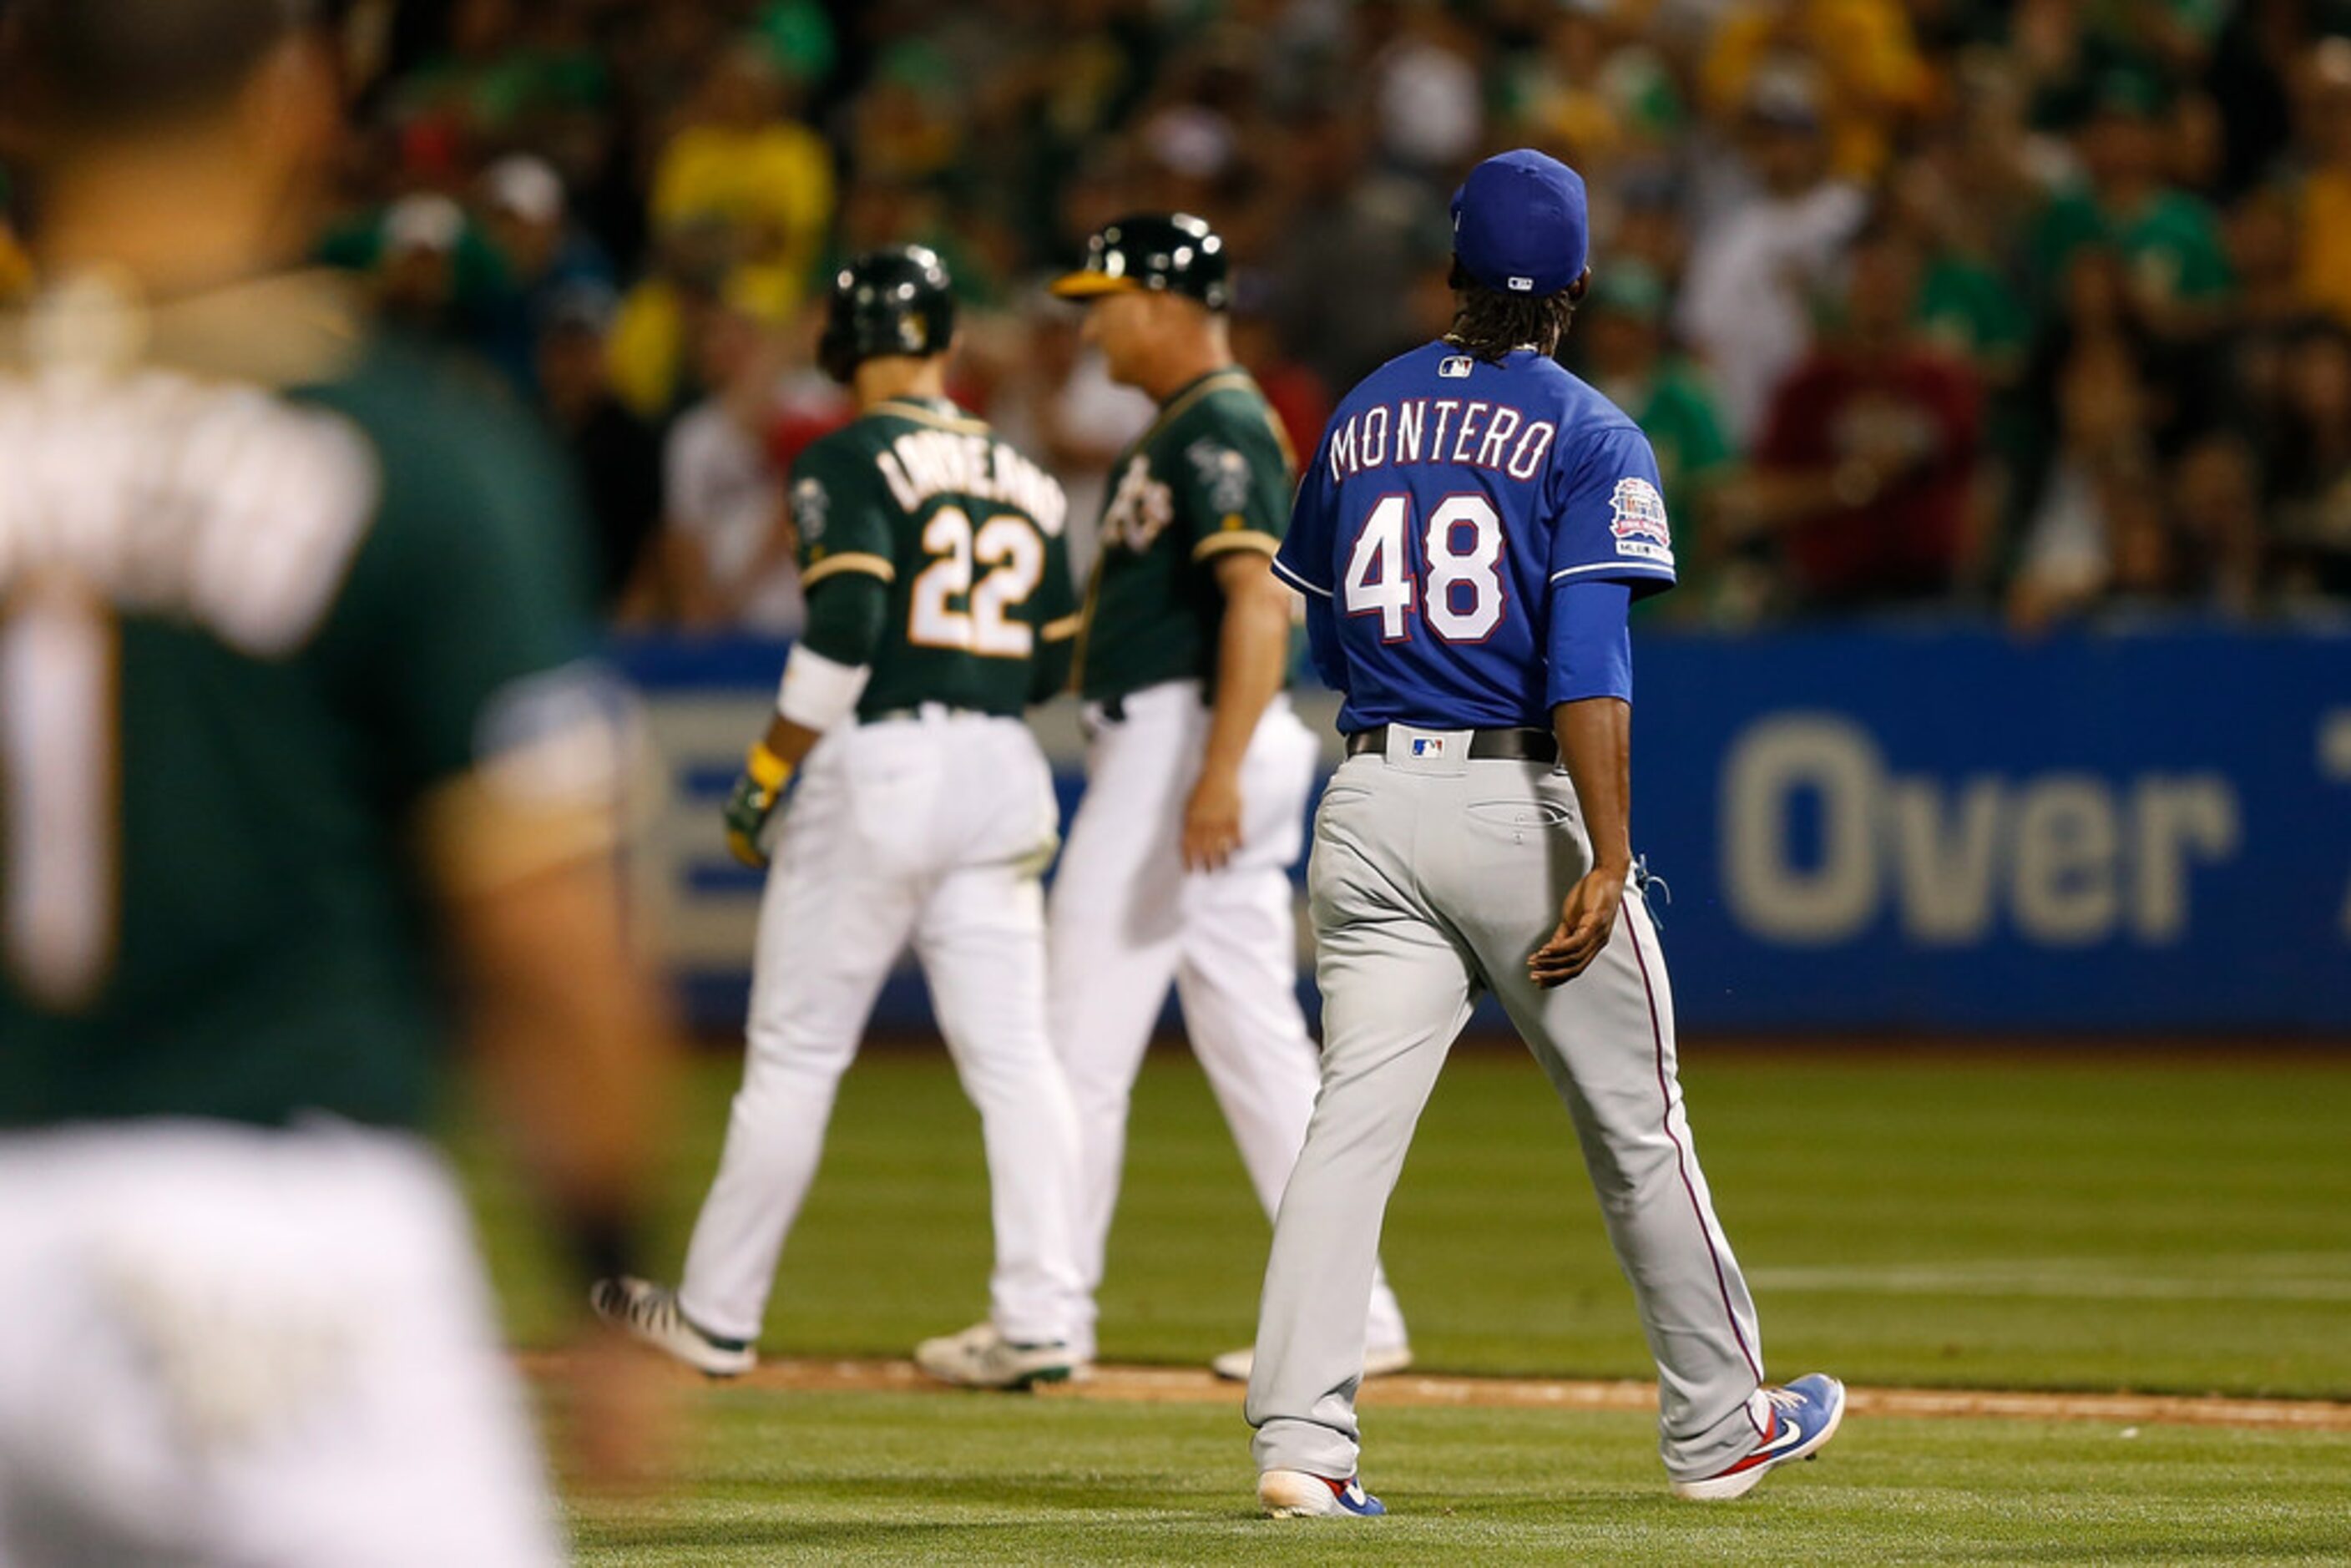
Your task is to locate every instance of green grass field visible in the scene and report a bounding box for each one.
[460,1044,2351,1563]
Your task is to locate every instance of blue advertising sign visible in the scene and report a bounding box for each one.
[615,627,2351,1036]
[1631,628,2351,1032]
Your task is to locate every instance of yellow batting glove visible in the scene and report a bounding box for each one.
[722,741,793,870]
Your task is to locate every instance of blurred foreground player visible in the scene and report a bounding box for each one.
[0,3,674,1562]
[1246,151,1844,1518]
[1047,215,1408,1378]
[594,248,1090,1389]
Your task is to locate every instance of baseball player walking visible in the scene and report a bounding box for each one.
[1046,215,1409,1376]
[0,3,674,1559]
[596,248,1090,1389]
[1245,151,1845,1519]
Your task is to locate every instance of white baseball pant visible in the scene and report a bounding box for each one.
[1048,679,1408,1362]
[1248,730,1771,1483]
[0,1121,560,1568]
[679,709,1086,1348]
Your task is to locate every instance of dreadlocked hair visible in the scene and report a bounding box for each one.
[1443,259,1579,364]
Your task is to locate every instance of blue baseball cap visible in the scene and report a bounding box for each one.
[1449,149,1590,298]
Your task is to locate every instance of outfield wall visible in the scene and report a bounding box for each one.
[619,625,2351,1037]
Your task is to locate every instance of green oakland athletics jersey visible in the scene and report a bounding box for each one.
[788,397,1074,717]
[0,273,617,1131]
[1074,367,1296,703]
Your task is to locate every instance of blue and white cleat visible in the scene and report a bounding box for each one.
[1671,1373,1847,1500]
[1259,1469,1387,1519]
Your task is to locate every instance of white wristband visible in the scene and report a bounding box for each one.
[777,644,872,733]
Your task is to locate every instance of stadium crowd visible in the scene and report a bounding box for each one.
[8,0,2348,630]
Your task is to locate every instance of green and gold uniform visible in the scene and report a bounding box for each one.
[789,396,1074,711]
[0,274,614,1131]
[1072,367,1295,703]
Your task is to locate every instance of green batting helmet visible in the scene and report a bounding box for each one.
[817,245,956,384]
[1050,212,1230,311]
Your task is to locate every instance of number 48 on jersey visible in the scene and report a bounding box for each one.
[1342,493,1507,644]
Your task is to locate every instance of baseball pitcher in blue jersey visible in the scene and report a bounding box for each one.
[1244,150,1846,1520]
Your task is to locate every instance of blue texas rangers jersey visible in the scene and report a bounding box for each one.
[1272,341,1676,733]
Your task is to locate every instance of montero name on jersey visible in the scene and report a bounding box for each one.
[1321,389,1560,486]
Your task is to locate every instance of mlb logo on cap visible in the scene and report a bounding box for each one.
[1449,149,1590,299]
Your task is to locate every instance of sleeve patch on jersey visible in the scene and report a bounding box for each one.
[791,478,828,544]
[1187,439,1256,513]
[1608,477,1676,565]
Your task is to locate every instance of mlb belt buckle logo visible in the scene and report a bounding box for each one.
[1411,736,1447,758]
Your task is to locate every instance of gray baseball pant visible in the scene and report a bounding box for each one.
[1246,729,1772,1484]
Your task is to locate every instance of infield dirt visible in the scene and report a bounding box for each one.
[523,1353,2351,1432]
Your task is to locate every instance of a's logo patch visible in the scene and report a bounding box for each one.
[1608,476,1674,564]
[1411,736,1447,758]
[1101,454,1175,551]
[1438,355,1474,379]
[791,478,829,542]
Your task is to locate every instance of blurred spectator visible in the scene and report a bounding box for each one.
[2263,318,2351,602]
[481,154,614,315]
[1700,0,1930,180]
[2212,185,2311,442]
[1573,263,1738,618]
[606,215,736,422]
[537,285,665,615]
[2008,330,2161,630]
[2013,0,2229,135]
[2029,71,2232,337]
[321,192,518,357]
[1732,223,1985,611]
[1678,62,1869,443]
[1503,0,1686,179]
[651,42,835,322]
[654,296,801,633]
[387,0,605,149]
[361,193,502,341]
[2170,435,2268,616]
[1365,2,1485,175]
[1897,129,2034,387]
[2293,39,2351,329]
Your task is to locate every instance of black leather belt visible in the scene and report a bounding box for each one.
[1344,726,1558,763]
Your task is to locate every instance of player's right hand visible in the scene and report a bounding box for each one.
[1529,863,1627,988]
[721,741,793,869]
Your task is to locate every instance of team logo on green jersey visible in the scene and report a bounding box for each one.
[1100,454,1174,552]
